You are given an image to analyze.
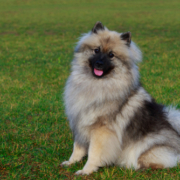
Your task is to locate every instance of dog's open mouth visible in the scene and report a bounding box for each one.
[94,68,103,76]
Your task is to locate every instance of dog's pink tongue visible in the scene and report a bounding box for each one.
[94,68,103,76]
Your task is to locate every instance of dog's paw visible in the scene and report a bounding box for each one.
[60,161,72,167]
[75,170,88,175]
[75,169,93,175]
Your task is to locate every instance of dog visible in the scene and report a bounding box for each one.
[61,22,180,175]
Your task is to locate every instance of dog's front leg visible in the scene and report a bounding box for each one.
[61,142,87,166]
[75,127,120,175]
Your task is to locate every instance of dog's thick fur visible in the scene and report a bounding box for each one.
[61,22,180,175]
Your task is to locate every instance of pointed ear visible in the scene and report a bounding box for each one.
[92,21,104,33]
[120,32,131,46]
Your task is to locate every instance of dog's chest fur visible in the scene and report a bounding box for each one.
[65,77,122,146]
[65,73,152,147]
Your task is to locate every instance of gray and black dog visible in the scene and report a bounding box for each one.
[61,22,180,175]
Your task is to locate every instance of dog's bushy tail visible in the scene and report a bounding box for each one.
[165,106,180,134]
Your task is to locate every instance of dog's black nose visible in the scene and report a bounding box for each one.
[95,60,103,69]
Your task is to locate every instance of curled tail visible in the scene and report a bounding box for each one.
[165,106,180,134]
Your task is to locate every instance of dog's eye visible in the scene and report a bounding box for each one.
[109,52,114,58]
[94,48,100,54]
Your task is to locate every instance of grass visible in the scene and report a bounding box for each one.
[0,0,180,179]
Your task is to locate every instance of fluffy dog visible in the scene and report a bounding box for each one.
[61,22,180,175]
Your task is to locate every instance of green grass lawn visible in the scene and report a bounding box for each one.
[0,0,180,179]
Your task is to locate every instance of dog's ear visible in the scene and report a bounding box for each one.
[120,32,131,46]
[92,21,104,33]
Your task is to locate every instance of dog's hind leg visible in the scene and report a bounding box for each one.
[137,145,178,169]
[75,127,120,175]
[61,142,87,166]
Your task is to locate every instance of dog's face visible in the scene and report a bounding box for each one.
[73,22,142,81]
[88,46,115,78]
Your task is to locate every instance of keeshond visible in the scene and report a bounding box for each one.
[61,22,180,175]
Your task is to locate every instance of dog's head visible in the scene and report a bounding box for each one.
[73,22,142,81]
